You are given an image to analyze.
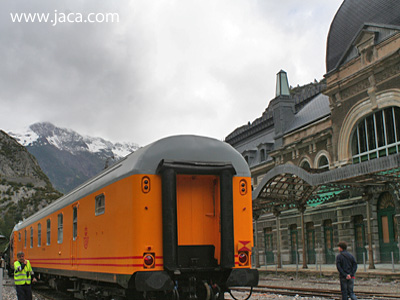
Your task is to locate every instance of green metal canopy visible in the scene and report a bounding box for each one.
[252,153,400,214]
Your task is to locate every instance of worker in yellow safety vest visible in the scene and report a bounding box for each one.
[14,251,37,300]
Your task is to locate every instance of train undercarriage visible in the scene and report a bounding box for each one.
[36,267,258,300]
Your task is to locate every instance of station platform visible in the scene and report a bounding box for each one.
[256,263,400,280]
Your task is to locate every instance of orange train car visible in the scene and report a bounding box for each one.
[10,135,258,299]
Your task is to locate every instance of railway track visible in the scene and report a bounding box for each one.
[232,285,400,300]
[32,284,75,300]
[5,279,399,300]
[2,281,73,300]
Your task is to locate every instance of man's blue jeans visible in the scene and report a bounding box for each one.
[339,277,357,300]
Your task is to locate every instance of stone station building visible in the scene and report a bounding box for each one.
[225,0,400,268]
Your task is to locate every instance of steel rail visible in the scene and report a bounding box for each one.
[232,285,400,300]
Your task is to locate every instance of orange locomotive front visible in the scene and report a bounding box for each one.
[10,135,258,300]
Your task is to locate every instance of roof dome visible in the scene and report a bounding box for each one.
[326,0,400,73]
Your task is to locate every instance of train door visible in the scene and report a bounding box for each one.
[71,205,78,267]
[377,193,399,262]
[176,175,220,268]
[323,220,335,264]
[289,224,298,264]
[306,222,316,264]
[263,228,274,264]
[354,215,367,262]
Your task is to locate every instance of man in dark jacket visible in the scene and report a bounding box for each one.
[336,242,358,300]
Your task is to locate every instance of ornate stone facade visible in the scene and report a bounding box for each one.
[225,1,400,267]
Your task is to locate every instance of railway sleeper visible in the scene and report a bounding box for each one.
[69,280,126,300]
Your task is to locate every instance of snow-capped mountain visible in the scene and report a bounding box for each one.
[8,122,140,193]
[10,122,138,158]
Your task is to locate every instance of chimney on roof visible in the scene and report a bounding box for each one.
[271,70,295,148]
[275,70,290,97]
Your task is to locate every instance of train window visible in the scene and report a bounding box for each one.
[38,223,41,247]
[30,227,33,248]
[18,232,21,241]
[24,230,27,248]
[58,213,63,244]
[47,219,51,245]
[73,206,78,240]
[95,194,105,216]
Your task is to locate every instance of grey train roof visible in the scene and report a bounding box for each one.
[14,135,250,231]
[326,0,400,72]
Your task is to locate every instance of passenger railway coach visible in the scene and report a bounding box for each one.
[9,135,258,299]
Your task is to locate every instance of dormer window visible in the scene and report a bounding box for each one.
[242,149,256,166]
[257,142,273,164]
[260,149,266,162]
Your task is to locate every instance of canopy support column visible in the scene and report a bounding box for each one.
[299,205,308,269]
[273,209,282,268]
[365,192,375,269]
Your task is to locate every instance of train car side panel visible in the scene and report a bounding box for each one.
[13,174,165,282]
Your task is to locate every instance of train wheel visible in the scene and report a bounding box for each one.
[165,288,179,300]
[228,287,253,300]
[195,282,214,300]
[215,289,225,300]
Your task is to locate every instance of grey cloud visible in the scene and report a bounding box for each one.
[1,0,343,145]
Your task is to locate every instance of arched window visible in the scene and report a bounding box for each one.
[378,192,395,210]
[318,155,329,170]
[300,160,311,170]
[352,107,400,163]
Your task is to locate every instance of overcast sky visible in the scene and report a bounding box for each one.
[1,0,343,146]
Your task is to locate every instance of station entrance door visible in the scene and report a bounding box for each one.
[378,193,399,263]
[324,220,335,264]
[354,215,367,263]
[306,222,316,264]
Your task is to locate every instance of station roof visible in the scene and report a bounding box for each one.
[286,93,330,133]
[326,0,400,72]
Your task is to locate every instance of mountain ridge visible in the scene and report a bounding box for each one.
[8,122,140,193]
[10,122,139,157]
[0,130,62,246]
